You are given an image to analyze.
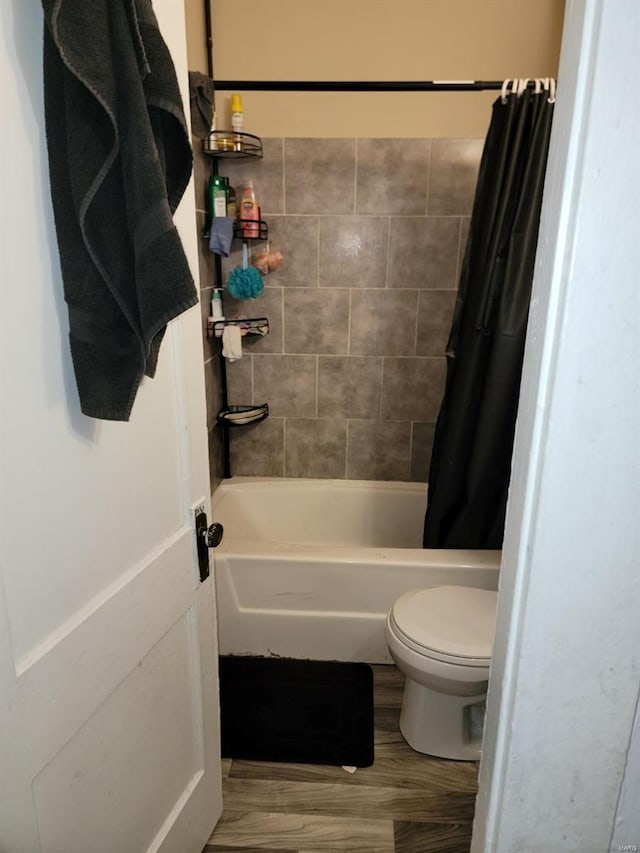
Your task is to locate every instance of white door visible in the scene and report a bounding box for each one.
[0,3,222,852]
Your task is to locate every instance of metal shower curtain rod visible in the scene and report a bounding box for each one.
[212,80,514,92]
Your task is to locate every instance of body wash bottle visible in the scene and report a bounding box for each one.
[240,180,259,238]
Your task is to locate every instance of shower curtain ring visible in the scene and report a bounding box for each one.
[548,78,556,103]
[501,79,511,104]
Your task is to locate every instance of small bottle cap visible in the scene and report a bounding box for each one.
[231,94,243,112]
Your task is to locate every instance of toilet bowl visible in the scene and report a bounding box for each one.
[385,585,498,761]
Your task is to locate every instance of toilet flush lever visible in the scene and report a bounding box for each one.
[194,508,224,583]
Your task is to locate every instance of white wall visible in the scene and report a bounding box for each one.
[474,1,640,850]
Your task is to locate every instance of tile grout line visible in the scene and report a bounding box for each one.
[315,355,319,418]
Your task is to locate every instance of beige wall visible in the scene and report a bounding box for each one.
[184,0,208,73]
[208,0,565,137]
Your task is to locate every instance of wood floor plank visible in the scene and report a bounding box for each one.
[394,819,473,853]
[205,847,296,853]
[207,664,479,852]
[207,809,394,852]
[229,742,478,793]
[222,778,476,823]
[374,707,404,745]
[372,665,405,708]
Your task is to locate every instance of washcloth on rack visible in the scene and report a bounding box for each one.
[222,325,243,362]
[209,217,234,256]
[42,0,197,420]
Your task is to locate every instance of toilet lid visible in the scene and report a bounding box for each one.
[391,586,497,664]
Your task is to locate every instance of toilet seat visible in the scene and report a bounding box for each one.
[389,586,497,668]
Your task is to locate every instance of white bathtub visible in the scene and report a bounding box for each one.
[212,478,501,663]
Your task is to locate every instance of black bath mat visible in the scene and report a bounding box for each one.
[219,656,374,767]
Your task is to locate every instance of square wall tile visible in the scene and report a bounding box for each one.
[319,216,389,289]
[350,289,418,357]
[203,356,222,430]
[196,210,215,290]
[410,422,437,482]
[388,217,459,290]
[208,426,224,494]
[264,216,319,288]
[318,356,382,419]
[284,418,347,478]
[285,139,356,214]
[253,354,316,418]
[356,139,431,215]
[220,240,241,282]
[381,357,446,422]
[217,138,285,215]
[192,143,210,214]
[416,290,456,357]
[230,417,284,477]
[225,355,253,405]
[428,138,483,216]
[458,216,471,281]
[284,289,349,354]
[200,287,220,361]
[347,420,411,481]
[223,286,283,354]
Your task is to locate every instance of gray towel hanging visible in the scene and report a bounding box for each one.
[42,0,197,420]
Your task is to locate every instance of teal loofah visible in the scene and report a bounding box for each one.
[227,243,264,299]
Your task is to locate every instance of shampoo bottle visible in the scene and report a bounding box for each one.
[226,181,237,219]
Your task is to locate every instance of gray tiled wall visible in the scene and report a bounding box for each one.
[196,137,483,484]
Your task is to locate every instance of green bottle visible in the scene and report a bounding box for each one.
[226,180,237,219]
[208,175,228,222]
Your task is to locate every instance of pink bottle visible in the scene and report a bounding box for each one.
[240,180,259,238]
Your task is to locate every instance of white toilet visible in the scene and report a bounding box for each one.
[385,585,498,761]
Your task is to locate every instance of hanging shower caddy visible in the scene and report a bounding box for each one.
[203,129,269,478]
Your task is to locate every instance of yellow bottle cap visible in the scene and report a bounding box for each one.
[231,94,243,113]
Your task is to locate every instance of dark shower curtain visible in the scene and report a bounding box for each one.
[423,87,555,549]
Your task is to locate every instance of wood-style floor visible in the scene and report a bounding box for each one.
[204,665,478,853]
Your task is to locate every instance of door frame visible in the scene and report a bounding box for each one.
[473,1,640,849]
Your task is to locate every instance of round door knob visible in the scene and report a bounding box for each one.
[204,521,224,548]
